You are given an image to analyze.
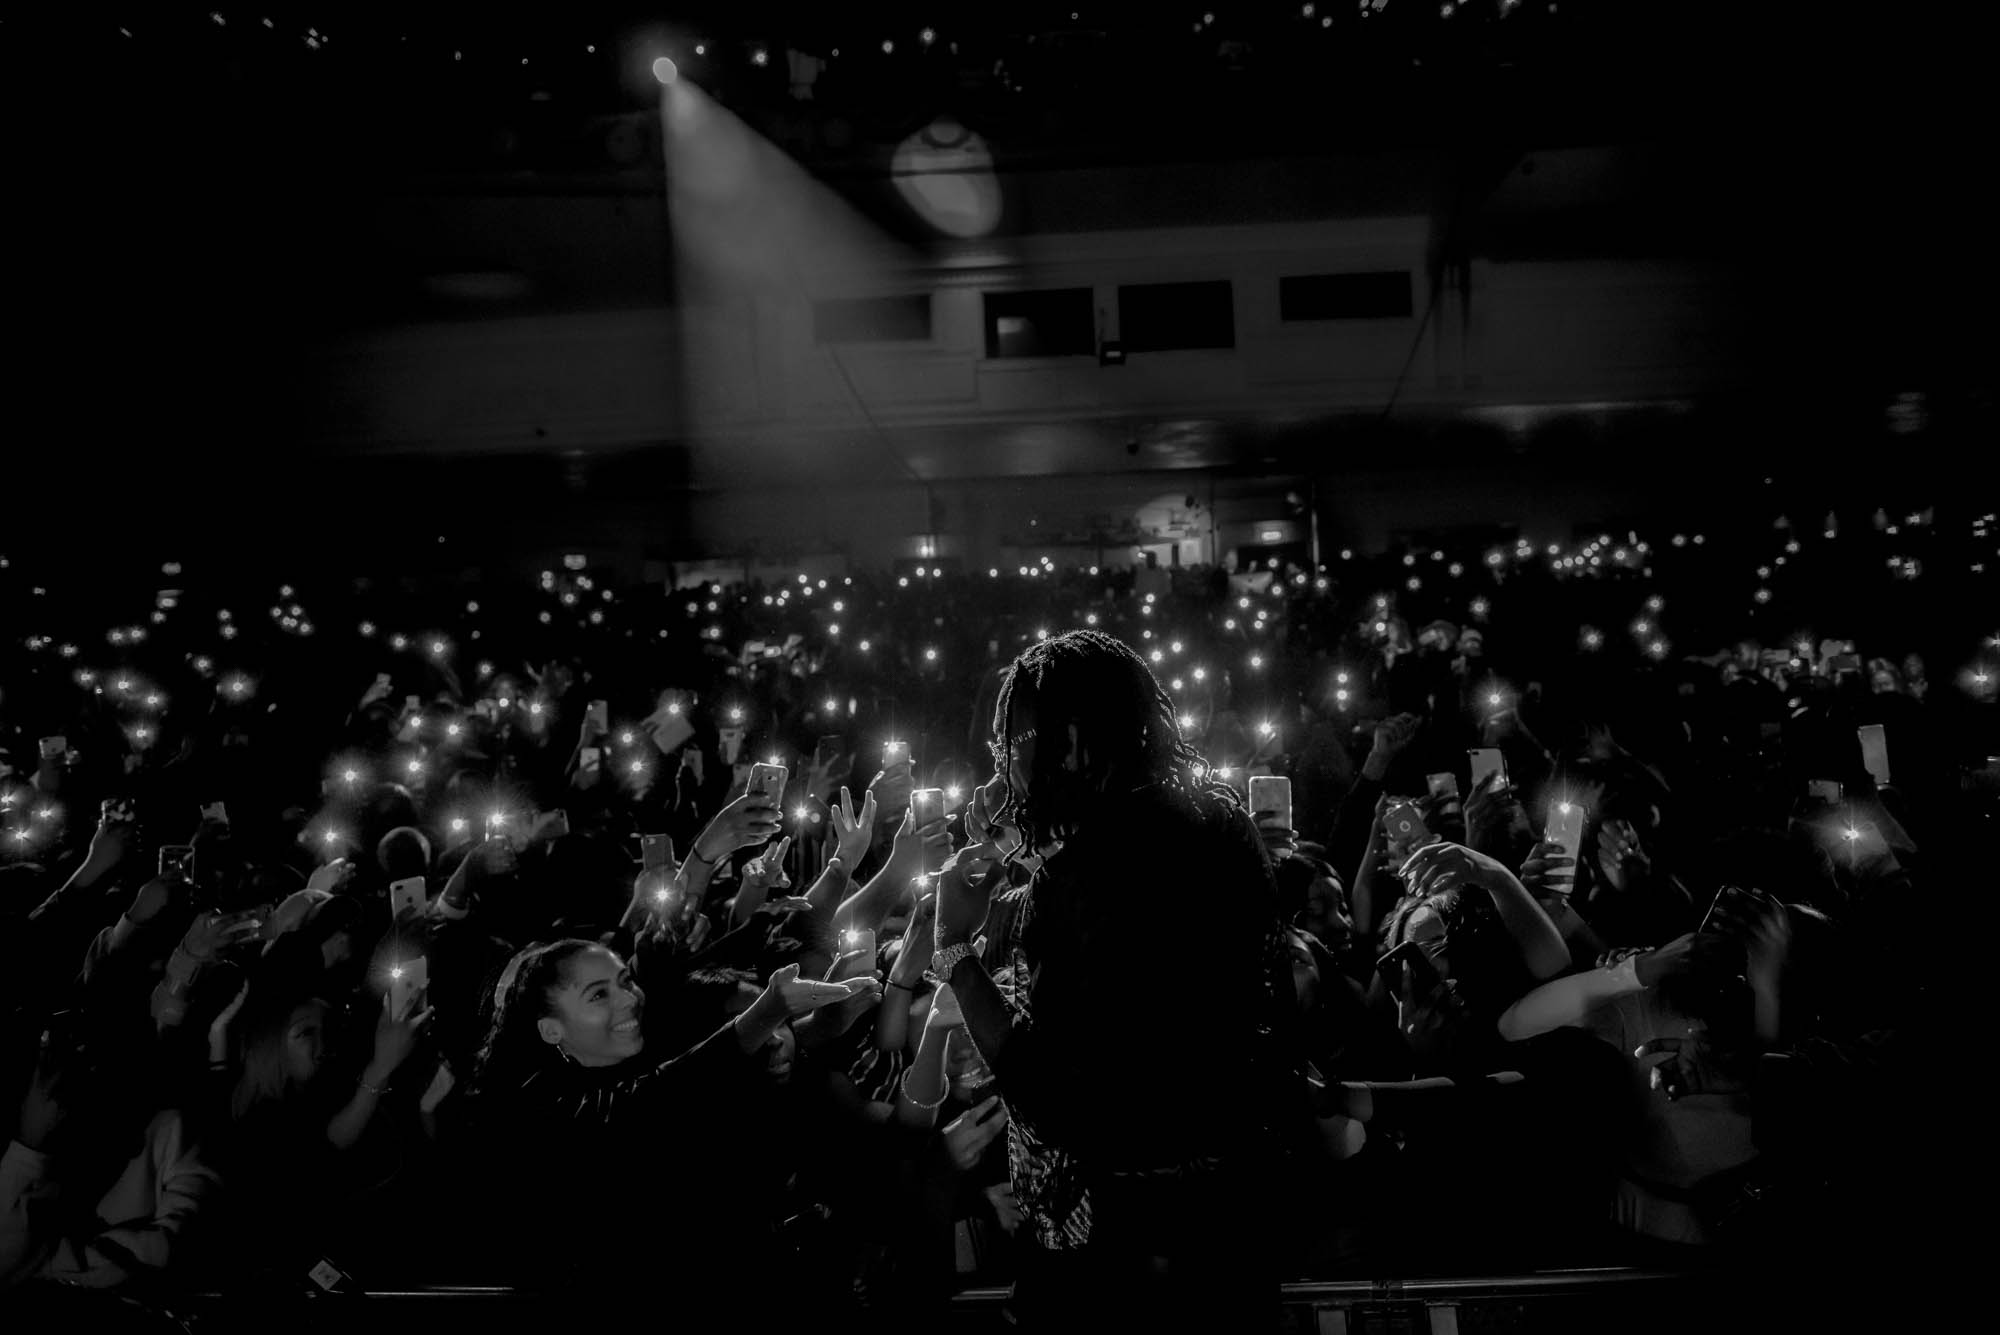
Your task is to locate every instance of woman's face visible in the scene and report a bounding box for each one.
[286,1001,330,1084]
[1306,876,1350,939]
[538,948,646,1068]
[946,1026,993,1100]
[1871,670,1899,695]
[723,982,794,1084]
[1903,654,1926,680]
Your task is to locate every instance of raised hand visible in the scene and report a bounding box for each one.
[208,981,252,1063]
[371,989,434,1077]
[935,841,1006,944]
[757,962,881,1020]
[1634,1032,1745,1101]
[1710,887,1792,981]
[830,786,879,868]
[1519,839,1577,902]
[1595,819,1651,892]
[1362,712,1422,781]
[307,858,356,895]
[181,908,265,960]
[692,789,784,864]
[1462,769,1522,854]
[1399,841,1517,900]
[984,1182,1025,1235]
[943,1095,1008,1172]
[869,758,915,822]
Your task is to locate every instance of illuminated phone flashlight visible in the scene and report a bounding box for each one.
[133,725,152,741]
[946,786,963,803]
[389,964,403,982]
[629,759,646,775]
[1150,649,1165,664]
[389,634,409,651]
[1582,628,1604,650]
[115,677,133,693]
[1193,667,1208,682]
[653,887,670,905]
[1179,714,1196,730]
[144,693,161,707]
[226,677,249,696]
[619,730,636,746]
[823,698,838,713]
[496,696,512,710]
[728,706,745,724]
[430,640,447,658]
[914,874,932,890]
[406,758,425,776]
[1558,801,1574,817]
[1171,678,1185,691]
[450,816,468,834]
[529,701,545,716]
[1336,688,1351,703]
[1488,692,1503,707]
[446,721,462,738]
[1257,720,1275,738]
[924,647,939,663]
[858,639,871,652]
[322,828,341,846]
[794,806,809,822]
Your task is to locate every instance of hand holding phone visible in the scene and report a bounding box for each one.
[1248,775,1294,836]
[1545,799,1587,870]
[388,877,428,920]
[1468,748,1507,793]
[387,957,429,1020]
[749,762,790,804]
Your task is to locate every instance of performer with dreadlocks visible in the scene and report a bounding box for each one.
[932,630,1297,1331]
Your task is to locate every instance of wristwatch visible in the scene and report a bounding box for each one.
[930,940,978,982]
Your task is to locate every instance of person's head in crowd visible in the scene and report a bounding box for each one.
[1418,620,1459,654]
[361,783,422,852]
[230,986,336,1121]
[1457,627,1485,660]
[1866,658,1903,696]
[1380,884,1524,1067]
[473,940,644,1095]
[988,629,1230,853]
[377,826,431,882]
[1275,850,1351,943]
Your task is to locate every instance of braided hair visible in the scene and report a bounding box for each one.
[467,938,603,1101]
[989,629,1240,855]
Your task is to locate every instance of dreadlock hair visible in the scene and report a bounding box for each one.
[989,629,1240,855]
[467,938,605,1102]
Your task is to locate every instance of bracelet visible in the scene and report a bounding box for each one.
[357,1076,392,1097]
[887,979,921,992]
[900,1067,950,1111]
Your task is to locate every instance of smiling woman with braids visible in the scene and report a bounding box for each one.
[931,630,1297,1332]
[458,938,877,1292]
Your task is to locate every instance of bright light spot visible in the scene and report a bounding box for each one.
[924,647,939,662]
[1488,693,1502,706]
[1179,714,1196,729]
[1257,720,1275,738]
[342,769,359,783]
[1151,650,1165,663]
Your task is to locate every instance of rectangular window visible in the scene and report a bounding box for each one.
[1117,280,1235,352]
[812,294,932,344]
[983,288,1096,359]
[1279,271,1414,321]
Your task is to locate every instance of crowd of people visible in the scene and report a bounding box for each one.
[1,523,1994,1326]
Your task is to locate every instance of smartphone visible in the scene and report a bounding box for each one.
[39,736,68,761]
[580,746,602,773]
[1546,800,1587,867]
[1247,775,1293,832]
[1469,748,1508,792]
[911,787,945,824]
[404,695,422,714]
[388,876,428,920]
[1426,772,1461,802]
[640,833,674,872]
[375,673,393,690]
[1382,798,1431,849]
[588,700,610,732]
[158,845,196,881]
[1807,779,1843,804]
[748,762,789,802]
[834,926,878,977]
[545,809,571,839]
[1857,724,1891,785]
[883,740,909,769]
[814,735,846,771]
[200,801,229,826]
[388,957,429,1017]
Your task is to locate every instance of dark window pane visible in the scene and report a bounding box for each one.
[812,294,933,343]
[1117,280,1235,352]
[984,288,1096,358]
[1279,272,1414,321]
